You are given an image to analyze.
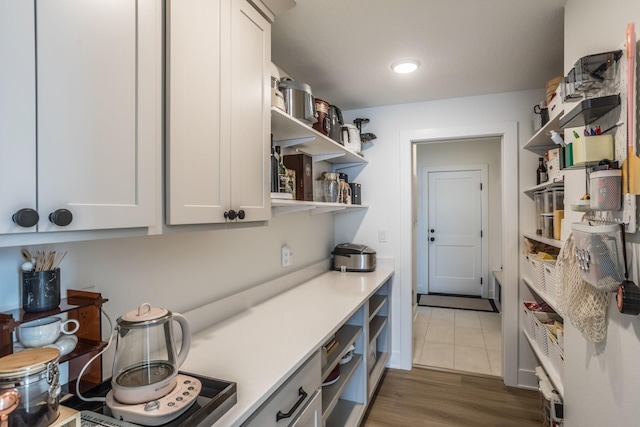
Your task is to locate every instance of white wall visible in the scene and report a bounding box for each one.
[563,1,640,426]
[336,89,546,378]
[0,212,335,373]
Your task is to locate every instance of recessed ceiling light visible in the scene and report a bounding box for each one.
[392,59,420,74]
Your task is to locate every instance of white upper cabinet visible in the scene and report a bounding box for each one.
[228,0,271,222]
[0,0,161,235]
[0,1,37,235]
[166,0,271,225]
[166,0,227,225]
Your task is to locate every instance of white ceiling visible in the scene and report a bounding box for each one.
[272,0,566,110]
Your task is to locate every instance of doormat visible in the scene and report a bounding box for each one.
[418,293,499,313]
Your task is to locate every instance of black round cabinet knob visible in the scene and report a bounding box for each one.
[48,209,73,226]
[237,210,245,220]
[12,208,39,228]
[224,210,237,221]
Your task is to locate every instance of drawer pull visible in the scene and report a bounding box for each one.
[276,387,307,422]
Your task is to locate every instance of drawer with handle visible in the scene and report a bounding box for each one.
[242,351,321,427]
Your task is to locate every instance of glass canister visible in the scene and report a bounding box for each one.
[542,214,554,239]
[534,191,544,235]
[0,348,61,427]
[323,173,339,203]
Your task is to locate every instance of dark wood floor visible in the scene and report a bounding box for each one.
[361,367,542,427]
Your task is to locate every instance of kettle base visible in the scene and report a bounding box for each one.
[106,374,201,426]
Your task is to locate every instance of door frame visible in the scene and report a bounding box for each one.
[398,122,518,387]
[419,164,489,298]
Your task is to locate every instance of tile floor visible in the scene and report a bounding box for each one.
[413,306,502,376]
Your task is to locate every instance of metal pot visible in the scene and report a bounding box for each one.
[278,78,317,125]
[0,348,60,427]
[331,243,376,272]
[327,105,343,144]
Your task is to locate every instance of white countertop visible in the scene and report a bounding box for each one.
[181,266,394,427]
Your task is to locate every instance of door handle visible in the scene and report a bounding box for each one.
[430,229,435,233]
[430,237,435,242]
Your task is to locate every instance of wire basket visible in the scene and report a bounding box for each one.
[571,222,624,292]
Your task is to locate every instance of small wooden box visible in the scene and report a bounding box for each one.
[283,154,313,201]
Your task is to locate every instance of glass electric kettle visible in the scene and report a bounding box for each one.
[111,303,191,404]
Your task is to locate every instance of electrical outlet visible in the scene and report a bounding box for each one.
[281,245,293,267]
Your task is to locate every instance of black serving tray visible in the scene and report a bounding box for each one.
[61,372,237,427]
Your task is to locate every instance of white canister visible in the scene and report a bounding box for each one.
[342,124,361,153]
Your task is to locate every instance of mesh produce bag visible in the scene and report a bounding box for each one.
[556,233,609,343]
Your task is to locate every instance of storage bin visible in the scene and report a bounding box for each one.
[543,261,559,302]
[553,210,564,240]
[522,302,554,341]
[542,191,554,213]
[572,222,624,291]
[525,254,546,293]
[542,214,554,239]
[547,332,564,380]
[551,189,564,211]
[572,135,614,166]
[535,191,545,234]
[533,312,562,357]
[590,170,621,211]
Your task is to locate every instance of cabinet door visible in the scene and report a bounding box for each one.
[165,0,230,225]
[290,390,322,427]
[35,0,159,232]
[228,0,271,221]
[0,1,37,234]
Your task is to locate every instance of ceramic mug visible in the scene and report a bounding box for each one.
[17,317,80,348]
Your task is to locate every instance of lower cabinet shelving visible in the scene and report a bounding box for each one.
[524,330,564,397]
[322,354,364,423]
[320,277,392,426]
[521,239,564,399]
[243,274,393,427]
[367,283,390,399]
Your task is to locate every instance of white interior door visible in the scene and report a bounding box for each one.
[427,169,484,296]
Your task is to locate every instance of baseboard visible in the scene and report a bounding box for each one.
[517,367,539,391]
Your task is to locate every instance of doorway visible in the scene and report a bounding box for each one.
[399,123,519,386]
[421,166,487,297]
